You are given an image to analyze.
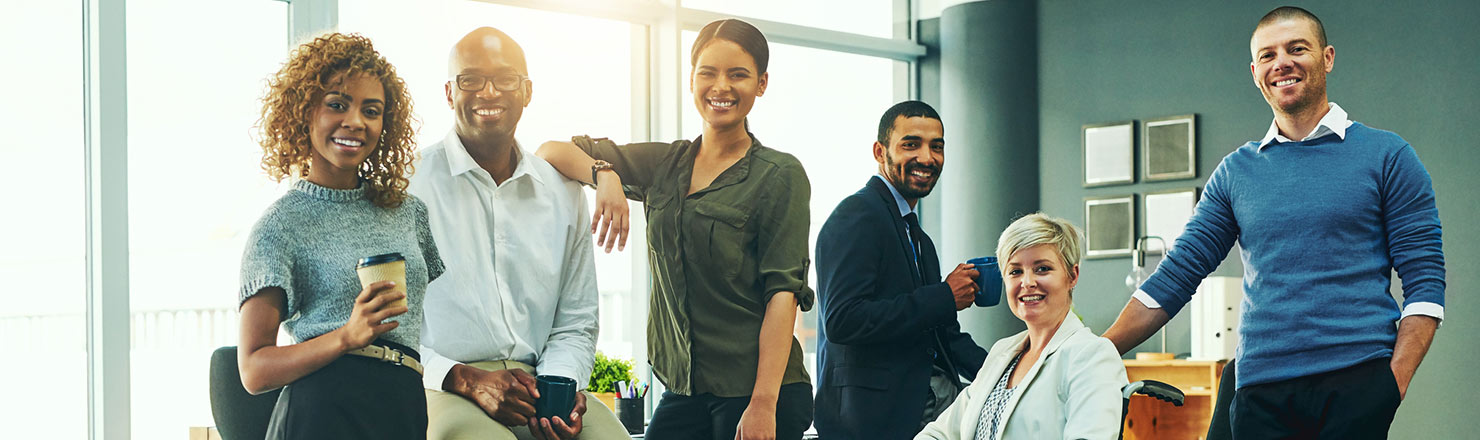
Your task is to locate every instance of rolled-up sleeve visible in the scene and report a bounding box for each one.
[1382,144,1445,321]
[571,135,674,197]
[756,160,815,311]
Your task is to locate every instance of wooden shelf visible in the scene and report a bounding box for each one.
[1123,359,1226,440]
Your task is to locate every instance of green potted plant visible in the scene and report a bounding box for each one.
[588,351,635,410]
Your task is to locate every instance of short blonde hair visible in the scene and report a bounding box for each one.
[995,212,1085,275]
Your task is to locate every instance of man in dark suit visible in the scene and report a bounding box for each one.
[814,100,988,439]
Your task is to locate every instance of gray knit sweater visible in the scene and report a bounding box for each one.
[239,179,444,349]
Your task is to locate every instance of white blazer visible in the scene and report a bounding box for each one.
[916,314,1127,440]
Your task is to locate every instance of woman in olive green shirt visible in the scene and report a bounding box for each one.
[537,18,814,440]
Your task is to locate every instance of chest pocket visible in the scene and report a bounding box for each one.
[692,200,751,279]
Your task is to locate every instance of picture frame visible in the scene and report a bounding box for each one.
[1085,195,1136,259]
[1143,114,1197,181]
[1082,121,1136,187]
[1141,187,1201,254]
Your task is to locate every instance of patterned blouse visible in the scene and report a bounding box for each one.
[975,351,1025,440]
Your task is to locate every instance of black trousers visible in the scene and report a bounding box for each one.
[1206,358,1236,440]
[266,340,427,440]
[1230,357,1401,440]
[644,382,813,440]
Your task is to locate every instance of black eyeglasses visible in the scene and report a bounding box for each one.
[452,73,528,92]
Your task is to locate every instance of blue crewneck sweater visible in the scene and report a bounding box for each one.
[1141,122,1445,389]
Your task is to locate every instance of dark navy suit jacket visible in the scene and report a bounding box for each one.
[813,177,988,439]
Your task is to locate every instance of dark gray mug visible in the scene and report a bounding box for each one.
[534,375,577,422]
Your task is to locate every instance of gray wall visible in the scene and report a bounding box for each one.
[924,0,1480,437]
[937,0,1041,344]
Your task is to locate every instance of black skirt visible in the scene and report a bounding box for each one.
[266,339,427,440]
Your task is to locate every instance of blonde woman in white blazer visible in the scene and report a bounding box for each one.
[917,213,1127,440]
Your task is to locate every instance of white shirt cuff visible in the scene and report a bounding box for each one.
[1131,289,1163,309]
[419,346,460,391]
[1401,301,1444,326]
[537,361,589,391]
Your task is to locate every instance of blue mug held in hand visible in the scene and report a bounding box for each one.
[966,256,1001,307]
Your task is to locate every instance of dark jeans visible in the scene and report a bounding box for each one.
[1231,357,1401,440]
[266,340,427,440]
[645,382,814,440]
[1206,358,1235,440]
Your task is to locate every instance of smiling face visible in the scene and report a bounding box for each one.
[1004,243,1078,329]
[874,115,944,201]
[307,74,385,186]
[1250,18,1334,117]
[690,39,767,131]
[447,29,531,148]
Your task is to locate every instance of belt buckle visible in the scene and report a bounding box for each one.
[379,346,404,366]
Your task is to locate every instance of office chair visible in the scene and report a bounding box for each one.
[1119,380,1185,440]
[208,346,282,440]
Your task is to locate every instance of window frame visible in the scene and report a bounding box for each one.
[81,0,918,437]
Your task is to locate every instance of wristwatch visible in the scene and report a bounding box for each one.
[591,160,614,185]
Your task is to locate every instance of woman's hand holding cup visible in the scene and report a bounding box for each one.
[338,280,406,351]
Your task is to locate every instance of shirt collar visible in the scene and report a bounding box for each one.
[442,130,542,184]
[873,174,916,218]
[1258,102,1353,150]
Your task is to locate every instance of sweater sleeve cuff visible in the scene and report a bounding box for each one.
[1401,302,1444,326]
[1132,290,1164,309]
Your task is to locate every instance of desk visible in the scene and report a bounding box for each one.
[1122,359,1225,440]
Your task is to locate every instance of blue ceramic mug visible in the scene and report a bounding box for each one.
[966,256,1001,307]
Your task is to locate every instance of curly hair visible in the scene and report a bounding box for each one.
[256,32,418,209]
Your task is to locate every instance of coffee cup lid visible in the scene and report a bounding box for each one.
[357,252,406,268]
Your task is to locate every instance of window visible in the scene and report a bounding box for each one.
[683,0,903,39]
[0,2,86,437]
[39,1,914,436]
[681,32,904,379]
[125,0,288,438]
[340,0,648,374]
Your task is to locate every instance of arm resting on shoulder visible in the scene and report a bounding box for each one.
[536,141,602,185]
[1102,298,1172,356]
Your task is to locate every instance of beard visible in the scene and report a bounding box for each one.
[884,152,940,199]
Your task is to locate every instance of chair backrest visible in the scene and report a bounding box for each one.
[209,346,282,440]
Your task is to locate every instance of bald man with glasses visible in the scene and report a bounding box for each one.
[410,27,628,440]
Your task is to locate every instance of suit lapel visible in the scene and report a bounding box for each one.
[866,177,922,285]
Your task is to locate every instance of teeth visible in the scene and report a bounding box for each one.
[1020,295,1045,302]
[333,138,362,147]
[910,170,932,178]
[708,99,735,108]
[1275,79,1298,86]
[475,109,504,116]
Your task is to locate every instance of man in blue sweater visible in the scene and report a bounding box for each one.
[1102,6,1445,439]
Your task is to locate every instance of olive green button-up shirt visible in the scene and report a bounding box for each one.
[574,134,814,397]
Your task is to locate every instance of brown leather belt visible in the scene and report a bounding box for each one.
[346,344,423,375]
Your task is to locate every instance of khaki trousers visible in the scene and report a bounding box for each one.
[427,360,629,440]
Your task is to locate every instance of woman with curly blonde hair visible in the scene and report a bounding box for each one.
[237,32,443,440]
